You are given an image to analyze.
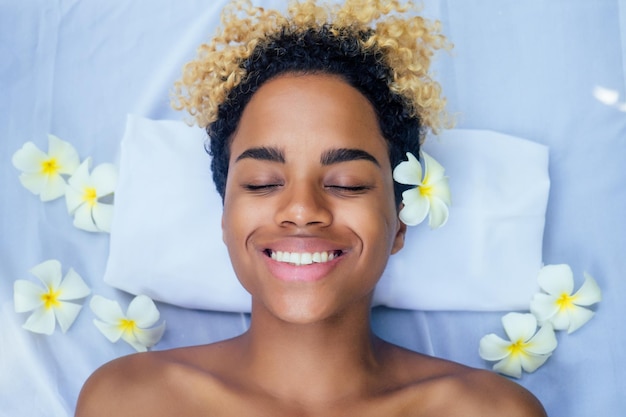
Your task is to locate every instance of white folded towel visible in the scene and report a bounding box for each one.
[104,114,549,312]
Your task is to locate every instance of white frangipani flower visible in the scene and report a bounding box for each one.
[11,135,80,201]
[65,157,117,233]
[13,259,91,335]
[530,264,602,334]
[90,295,166,352]
[479,313,557,378]
[392,151,451,229]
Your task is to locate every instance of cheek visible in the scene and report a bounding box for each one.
[222,197,253,250]
[221,201,256,292]
[340,198,399,252]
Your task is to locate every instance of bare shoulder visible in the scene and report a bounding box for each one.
[383,345,546,417]
[442,367,547,417]
[75,352,171,416]
[74,345,225,417]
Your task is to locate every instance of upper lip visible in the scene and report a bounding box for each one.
[257,236,348,254]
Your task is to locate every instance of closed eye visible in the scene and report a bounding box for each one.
[243,183,283,193]
[325,185,373,195]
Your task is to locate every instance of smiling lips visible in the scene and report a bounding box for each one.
[262,248,345,282]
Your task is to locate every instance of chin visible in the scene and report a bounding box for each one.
[258,289,372,325]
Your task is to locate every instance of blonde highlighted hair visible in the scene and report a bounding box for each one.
[172,0,451,134]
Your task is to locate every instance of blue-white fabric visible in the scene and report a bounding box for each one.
[1,1,624,416]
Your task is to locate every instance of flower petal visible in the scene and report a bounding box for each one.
[566,305,595,334]
[127,295,160,327]
[47,134,80,175]
[493,355,523,379]
[72,204,99,232]
[11,142,47,172]
[529,293,560,324]
[121,331,148,352]
[54,301,83,333]
[93,320,124,342]
[479,334,512,361]
[38,174,67,202]
[13,280,44,312]
[427,196,449,229]
[57,268,91,300]
[547,309,571,331]
[134,322,166,349]
[520,353,552,374]
[537,264,574,296]
[92,203,114,233]
[90,295,125,324]
[525,324,558,355]
[65,185,85,214]
[23,307,56,335]
[29,259,63,289]
[501,313,537,343]
[67,158,92,190]
[573,272,602,306]
[17,172,49,196]
[421,151,446,182]
[392,152,422,186]
[91,163,118,196]
[399,188,429,226]
[429,177,452,205]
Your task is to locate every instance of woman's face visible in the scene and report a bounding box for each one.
[222,74,406,323]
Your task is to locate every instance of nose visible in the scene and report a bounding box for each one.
[275,182,332,228]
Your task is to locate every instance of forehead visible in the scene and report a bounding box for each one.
[230,74,389,164]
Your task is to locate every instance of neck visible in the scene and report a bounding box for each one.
[237,300,386,405]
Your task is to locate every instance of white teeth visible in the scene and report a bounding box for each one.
[269,250,340,266]
[301,252,313,265]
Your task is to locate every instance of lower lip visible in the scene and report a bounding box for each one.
[263,254,342,282]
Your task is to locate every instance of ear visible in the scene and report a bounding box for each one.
[391,215,407,255]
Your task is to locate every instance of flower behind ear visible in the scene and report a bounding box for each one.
[393,151,451,228]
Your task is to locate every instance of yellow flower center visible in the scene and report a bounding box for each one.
[556,293,576,311]
[41,158,60,175]
[41,287,61,310]
[419,184,433,197]
[507,339,529,357]
[83,187,98,207]
[119,318,137,334]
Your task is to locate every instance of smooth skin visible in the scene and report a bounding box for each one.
[75,74,547,417]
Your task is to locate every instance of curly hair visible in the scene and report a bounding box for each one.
[172,0,451,203]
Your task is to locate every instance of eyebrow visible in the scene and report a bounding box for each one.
[235,146,285,163]
[234,146,380,167]
[320,148,380,167]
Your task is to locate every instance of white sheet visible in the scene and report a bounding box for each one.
[1,0,624,416]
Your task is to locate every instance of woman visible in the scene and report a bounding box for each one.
[76,1,546,415]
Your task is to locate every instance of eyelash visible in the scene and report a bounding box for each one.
[326,185,372,194]
[242,184,372,195]
[243,184,282,192]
